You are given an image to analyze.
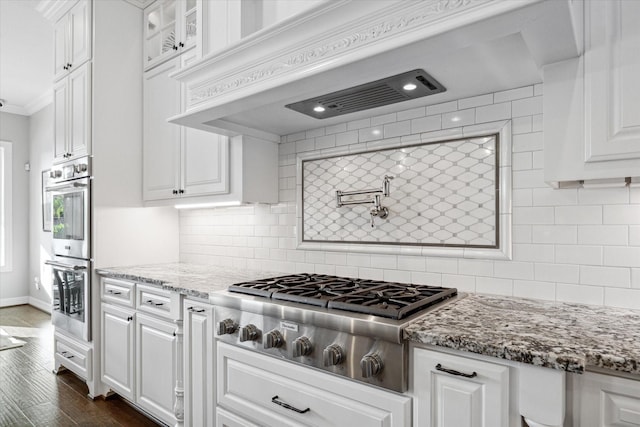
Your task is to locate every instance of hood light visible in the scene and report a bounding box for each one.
[313,105,326,113]
[174,201,242,209]
[402,83,417,91]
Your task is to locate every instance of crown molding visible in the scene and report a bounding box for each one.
[26,90,54,115]
[0,104,28,116]
[122,0,156,10]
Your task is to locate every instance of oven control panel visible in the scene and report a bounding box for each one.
[213,306,406,392]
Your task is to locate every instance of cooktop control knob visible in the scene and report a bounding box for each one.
[360,353,384,378]
[74,163,88,174]
[264,330,284,349]
[292,336,312,357]
[239,324,260,342]
[217,319,237,336]
[322,344,345,367]
[49,169,62,178]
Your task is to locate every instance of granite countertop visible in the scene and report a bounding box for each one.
[96,263,285,300]
[97,263,640,377]
[405,293,640,376]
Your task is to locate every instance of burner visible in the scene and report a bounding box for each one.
[228,274,457,319]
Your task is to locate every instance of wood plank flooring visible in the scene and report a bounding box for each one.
[0,305,160,427]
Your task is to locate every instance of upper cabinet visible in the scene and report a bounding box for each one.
[144,0,200,71]
[544,0,640,186]
[53,0,92,82]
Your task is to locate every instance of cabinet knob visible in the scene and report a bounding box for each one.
[67,63,72,68]
[172,45,178,51]
[127,316,133,322]
[172,189,178,195]
[179,42,184,48]
[179,189,185,194]
[63,65,68,70]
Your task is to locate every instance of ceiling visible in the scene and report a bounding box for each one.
[0,0,53,116]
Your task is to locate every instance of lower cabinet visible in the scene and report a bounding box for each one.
[183,300,214,427]
[101,303,135,400]
[572,371,640,427]
[216,341,411,427]
[412,347,510,427]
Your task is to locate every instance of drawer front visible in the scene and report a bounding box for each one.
[55,331,92,380]
[217,342,410,427]
[216,408,259,427]
[102,278,135,307]
[136,283,181,320]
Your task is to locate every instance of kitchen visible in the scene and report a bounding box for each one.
[0,0,639,426]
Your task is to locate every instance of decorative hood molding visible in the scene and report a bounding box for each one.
[170,0,583,141]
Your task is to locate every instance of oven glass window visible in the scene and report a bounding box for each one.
[52,267,85,323]
[52,192,84,240]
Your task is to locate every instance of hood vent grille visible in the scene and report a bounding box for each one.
[286,69,445,119]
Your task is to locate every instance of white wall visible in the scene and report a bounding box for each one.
[27,104,54,307]
[0,111,30,305]
[180,85,640,309]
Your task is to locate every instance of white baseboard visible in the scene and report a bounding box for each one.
[29,297,52,313]
[0,296,29,308]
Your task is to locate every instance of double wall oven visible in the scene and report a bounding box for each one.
[45,156,92,341]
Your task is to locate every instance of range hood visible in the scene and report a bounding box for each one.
[169,0,583,142]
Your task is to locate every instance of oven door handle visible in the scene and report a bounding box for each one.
[45,260,87,271]
[45,181,88,192]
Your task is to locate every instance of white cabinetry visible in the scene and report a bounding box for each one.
[572,371,640,427]
[99,278,183,427]
[143,55,229,203]
[217,341,411,427]
[53,62,91,163]
[53,0,92,82]
[184,300,214,427]
[544,0,640,185]
[144,0,200,71]
[412,347,509,427]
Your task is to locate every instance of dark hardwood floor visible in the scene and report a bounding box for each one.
[0,305,160,427]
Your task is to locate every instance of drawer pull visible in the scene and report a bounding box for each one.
[106,290,122,295]
[187,306,205,313]
[271,395,310,414]
[145,299,164,307]
[64,354,74,359]
[435,363,477,378]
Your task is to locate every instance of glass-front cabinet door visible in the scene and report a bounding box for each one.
[144,0,199,71]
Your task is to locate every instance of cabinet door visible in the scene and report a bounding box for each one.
[144,0,180,71]
[184,301,214,427]
[68,0,92,74]
[136,312,177,426]
[413,348,509,427]
[143,58,181,201]
[575,371,640,427]
[585,0,640,163]
[53,15,69,81]
[67,62,92,159]
[101,304,135,400]
[53,78,68,162]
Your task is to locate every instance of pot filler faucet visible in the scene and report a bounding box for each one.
[335,175,394,227]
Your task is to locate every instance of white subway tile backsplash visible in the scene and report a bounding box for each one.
[494,86,534,103]
[442,109,475,129]
[476,277,513,296]
[604,287,640,310]
[179,86,638,308]
[513,280,556,301]
[556,283,604,305]
[578,225,628,246]
[580,265,630,287]
[426,101,457,115]
[603,205,640,224]
[556,245,602,265]
[603,247,640,268]
[555,206,602,225]
[532,225,577,244]
[494,261,534,280]
[475,102,511,123]
[512,96,542,117]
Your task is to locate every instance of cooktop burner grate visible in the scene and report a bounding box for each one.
[229,274,457,319]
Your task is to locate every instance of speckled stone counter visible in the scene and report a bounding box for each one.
[405,293,640,376]
[96,263,284,300]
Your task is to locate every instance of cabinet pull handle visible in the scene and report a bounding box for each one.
[145,299,163,306]
[435,363,477,378]
[65,354,74,359]
[106,290,122,295]
[127,316,133,322]
[188,307,206,313]
[271,395,310,414]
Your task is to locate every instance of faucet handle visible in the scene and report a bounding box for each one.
[382,175,394,196]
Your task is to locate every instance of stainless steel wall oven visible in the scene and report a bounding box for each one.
[46,156,92,341]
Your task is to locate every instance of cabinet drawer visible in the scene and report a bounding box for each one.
[217,342,410,427]
[136,283,181,320]
[55,331,92,380]
[216,407,259,427]
[102,278,135,307]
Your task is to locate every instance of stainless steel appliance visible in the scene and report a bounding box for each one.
[46,156,92,341]
[47,157,91,260]
[212,274,457,393]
